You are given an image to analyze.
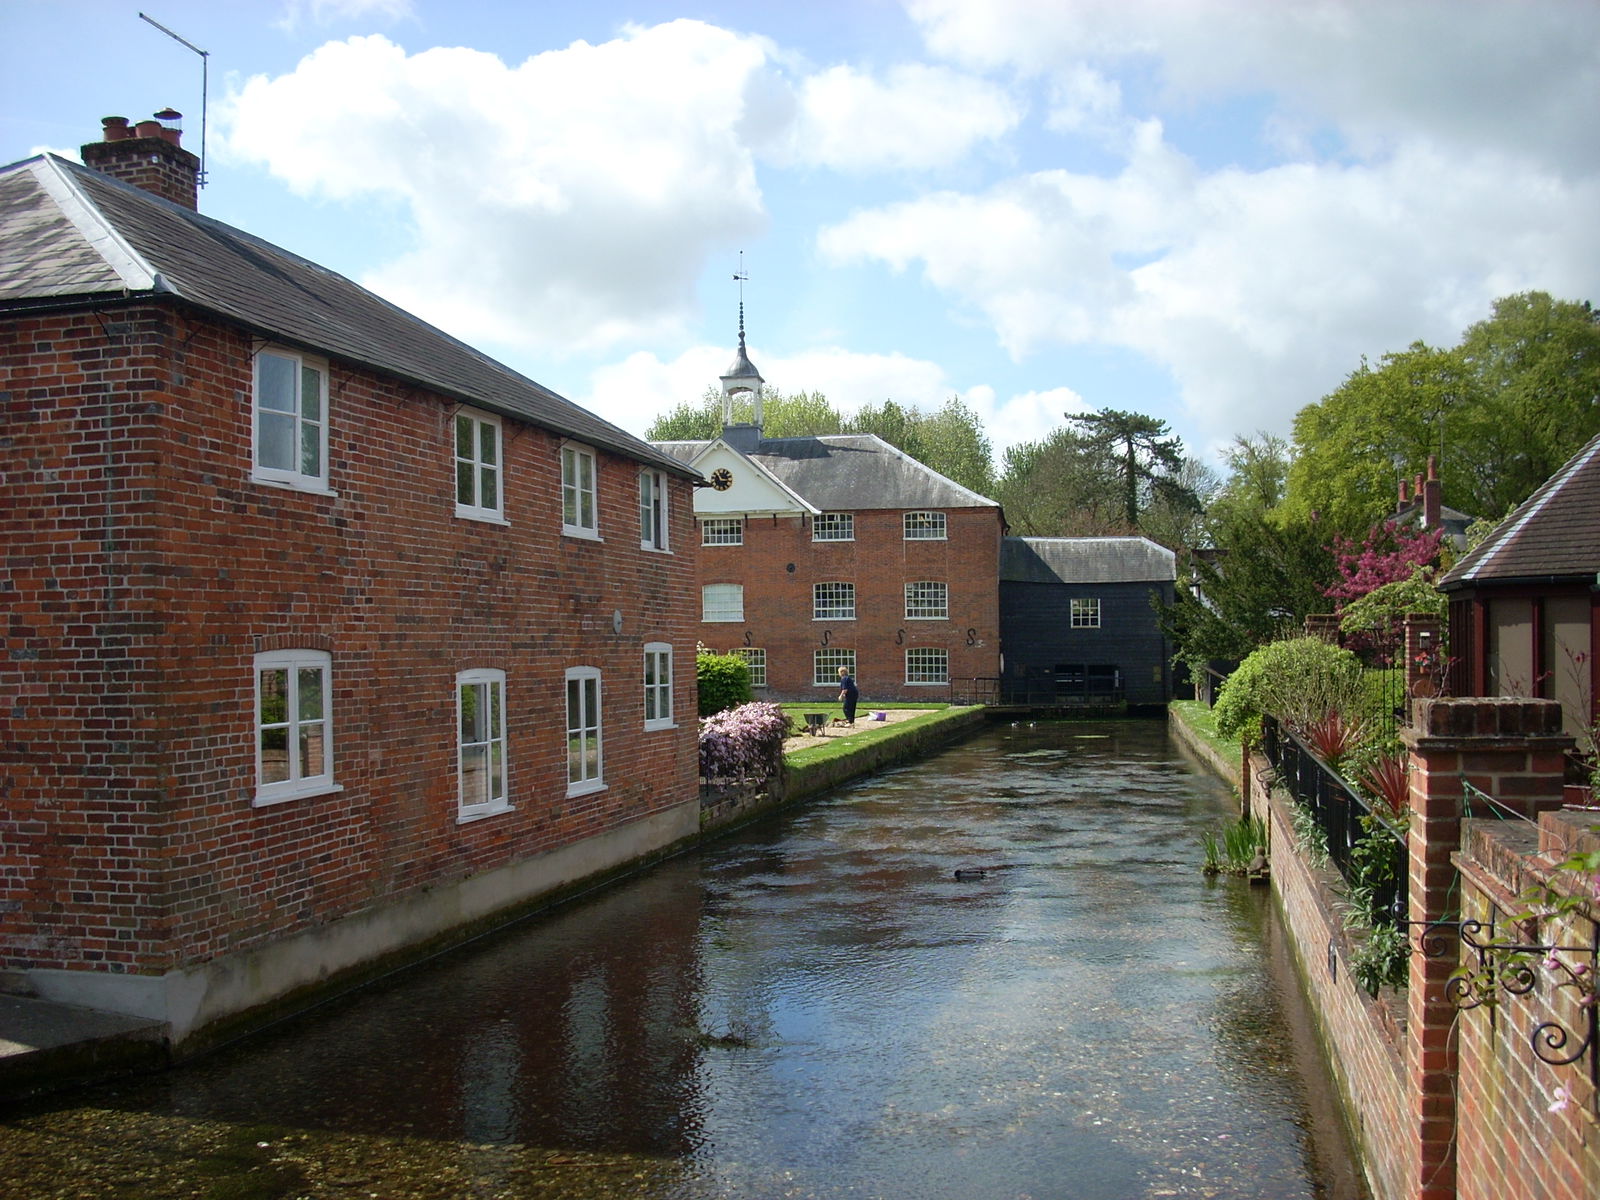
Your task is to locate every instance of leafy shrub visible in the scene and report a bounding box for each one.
[699,701,791,783]
[1349,922,1410,996]
[1337,570,1447,640]
[1343,817,1406,930]
[1214,636,1367,748]
[697,649,753,717]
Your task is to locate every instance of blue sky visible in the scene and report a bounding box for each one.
[4,0,1597,469]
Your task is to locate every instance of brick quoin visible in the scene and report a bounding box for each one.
[1,305,699,1018]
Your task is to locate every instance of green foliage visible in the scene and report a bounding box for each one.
[647,388,997,497]
[1337,570,1447,638]
[696,649,752,717]
[1284,293,1600,534]
[994,425,1133,537]
[1213,636,1366,747]
[1343,816,1406,931]
[1349,923,1411,996]
[1289,800,1331,869]
[1065,407,1200,529]
[1201,816,1268,876]
[1164,517,1338,672]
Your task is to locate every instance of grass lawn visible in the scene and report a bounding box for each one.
[1169,699,1242,764]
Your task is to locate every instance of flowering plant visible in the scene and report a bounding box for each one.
[699,701,791,784]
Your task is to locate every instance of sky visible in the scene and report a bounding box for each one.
[3,0,1598,470]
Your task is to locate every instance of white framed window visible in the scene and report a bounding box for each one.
[643,643,674,729]
[906,647,949,685]
[1071,598,1102,628]
[702,583,744,623]
[730,647,766,688]
[814,648,856,687]
[253,346,330,492]
[813,582,856,620]
[565,667,603,795]
[639,469,669,551]
[905,581,948,619]
[904,511,947,540]
[457,669,509,820]
[254,649,335,805]
[701,518,744,546]
[813,512,854,541]
[561,444,598,538]
[454,409,503,522]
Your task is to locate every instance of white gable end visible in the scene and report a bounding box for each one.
[691,442,810,517]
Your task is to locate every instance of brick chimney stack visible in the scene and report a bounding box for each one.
[1422,455,1441,529]
[80,110,200,211]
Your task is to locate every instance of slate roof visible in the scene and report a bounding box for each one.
[654,433,1000,511]
[1001,537,1176,585]
[0,155,693,478]
[1440,431,1600,587]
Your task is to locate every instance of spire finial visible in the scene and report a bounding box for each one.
[733,250,749,349]
[720,251,764,434]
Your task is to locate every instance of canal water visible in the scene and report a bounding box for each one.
[1,720,1367,1199]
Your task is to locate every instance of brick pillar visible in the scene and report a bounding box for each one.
[1401,698,1572,1200]
[1304,613,1340,642]
[1403,612,1444,723]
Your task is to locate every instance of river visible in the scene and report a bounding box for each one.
[0,718,1366,1199]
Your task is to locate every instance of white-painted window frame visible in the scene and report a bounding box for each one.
[643,643,674,730]
[905,647,949,685]
[254,648,337,806]
[457,668,510,821]
[702,583,745,623]
[905,580,949,619]
[454,408,506,523]
[561,443,599,539]
[252,345,332,494]
[813,581,856,621]
[730,647,766,688]
[904,511,947,540]
[639,469,669,551]
[565,666,604,795]
[813,512,854,542]
[701,518,744,546]
[813,648,856,687]
[1071,598,1102,628]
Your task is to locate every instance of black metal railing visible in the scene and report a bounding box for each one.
[1262,714,1408,925]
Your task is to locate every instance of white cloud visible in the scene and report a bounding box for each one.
[821,133,1600,447]
[779,63,1021,171]
[224,24,774,354]
[909,0,1600,172]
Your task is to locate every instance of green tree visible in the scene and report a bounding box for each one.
[1284,341,1468,534]
[993,425,1129,537]
[1163,511,1337,673]
[1065,408,1199,528]
[1284,293,1600,532]
[646,386,845,442]
[848,394,995,496]
[1209,431,1291,527]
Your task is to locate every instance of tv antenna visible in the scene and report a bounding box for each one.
[139,11,209,188]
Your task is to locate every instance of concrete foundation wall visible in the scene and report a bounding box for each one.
[21,800,699,1050]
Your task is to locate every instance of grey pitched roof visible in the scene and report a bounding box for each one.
[1001,537,1176,585]
[1441,431,1600,587]
[0,155,693,479]
[653,432,999,511]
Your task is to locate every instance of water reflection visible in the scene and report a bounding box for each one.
[1,719,1367,1199]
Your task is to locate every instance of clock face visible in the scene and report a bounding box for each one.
[710,467,734,491]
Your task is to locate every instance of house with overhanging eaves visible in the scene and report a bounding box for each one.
[0,111,703,1051]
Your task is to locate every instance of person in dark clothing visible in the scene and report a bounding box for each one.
[837,667,859,725]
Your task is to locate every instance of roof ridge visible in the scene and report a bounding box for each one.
[30,155,163,293]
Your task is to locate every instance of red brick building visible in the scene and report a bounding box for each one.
[0,115,702,1048]
[653,332,1004,702]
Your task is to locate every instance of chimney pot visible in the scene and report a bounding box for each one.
[102,115,131,141]
[134,119,162,140]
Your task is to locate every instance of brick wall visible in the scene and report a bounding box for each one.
[697,506,1002,702]
[1252,761,1410,1200]
[2,304,699,991]
[1453,811,1600,1200]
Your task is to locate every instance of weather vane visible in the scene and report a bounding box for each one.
[734,251,748,306]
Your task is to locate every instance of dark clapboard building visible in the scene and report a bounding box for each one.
[998,536,1177,708]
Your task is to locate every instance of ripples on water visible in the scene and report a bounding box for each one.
[1,719,1367,1199]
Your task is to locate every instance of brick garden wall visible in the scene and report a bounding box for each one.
[1453,811,1600,1200]
[698,505,1002,702]
[2,304,700,1004]
[1252,761,1411,1200]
